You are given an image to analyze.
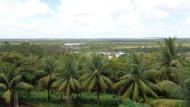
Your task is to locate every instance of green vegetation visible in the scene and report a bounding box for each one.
[80,54,112,105]
[113,53,159,101]
[0,37,190,107]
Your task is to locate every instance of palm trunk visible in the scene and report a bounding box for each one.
[15,92,18,107]
[69,93,71,104]
[48,88,50,102]
[79,90,81,98]
[12,90,18,107]
[97,90,100,105]
[95,83,100,106]
[60,92,63,101]
[27,89,31,98]
[12,89,15,107]
[76,91,79,101]
[67,93,71,106]
[47,73,52,102]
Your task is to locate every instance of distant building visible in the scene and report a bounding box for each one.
[115,51,125,57]
[98,51,125,59]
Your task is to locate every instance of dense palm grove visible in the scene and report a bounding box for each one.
[0,38,190,107]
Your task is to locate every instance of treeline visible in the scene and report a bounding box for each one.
[0,42,66,56]
[0,38,190,107]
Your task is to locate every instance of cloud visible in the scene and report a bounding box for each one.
[0,0,52,38]
[14,0,50,19]
[0,0,189,38]
[52,0,146,37]
[173,16,190,37]
[0,0,50,20]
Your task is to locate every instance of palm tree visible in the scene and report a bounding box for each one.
[157,37,184,82]
[37,57,57,102]
[0,51,24,67]
[20,55,40,98]
[113,53,159,102]
[51,56,80,104]
[80,54,113,105]
[0,64,33,107]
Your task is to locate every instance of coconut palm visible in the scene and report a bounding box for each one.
[157,37,184,82]
[113,53,159,102]
[20,55,41,98]
[0,51,24,67]
[51,56,80,104]
[37,57,57,102]
[0,64,33,107]
[80,54,113,105]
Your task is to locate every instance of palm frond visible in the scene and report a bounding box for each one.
[17,82,33,90]
[0,83,7,89]
[157,80,188,99]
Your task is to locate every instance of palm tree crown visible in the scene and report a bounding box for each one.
[113,53,159,102]
[157,37,184,82]
[0,64,33,107]
[80,54,113,105]
[51,56,80,103]
[37,57,58,102]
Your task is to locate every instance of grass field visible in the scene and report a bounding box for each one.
[17,90,117,107]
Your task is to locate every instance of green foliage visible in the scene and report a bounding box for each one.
[0,42,65,56]
[37,56,58,102]
[51,55,80,103]
[80,54,113,104]
[0,64,32,105]
[0,37,190,107]
[156,37,184,81]
[113,53,159,102]
[0,51,24,67]
[156,80,188,99]
[107,57,126,81]
[38,57,58,89]
[184,79,190,99]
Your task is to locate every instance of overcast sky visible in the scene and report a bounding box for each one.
[0,0,190,38]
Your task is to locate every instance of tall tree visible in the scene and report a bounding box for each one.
[21,55,41,98]
[80,54,113,105]
[113,53,159,102]
[157,37,184,82]
[52,56,80,104]
[0,64,33,107]
[37,57,57,102]
[0,51,24,67]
